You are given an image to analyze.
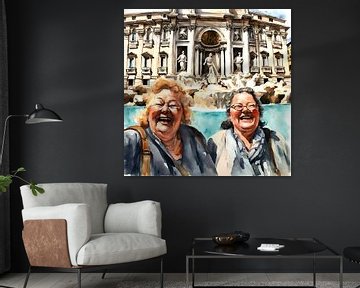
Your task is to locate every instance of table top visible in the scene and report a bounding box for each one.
[190,237,340,258]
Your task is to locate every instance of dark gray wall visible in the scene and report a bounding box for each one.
[6,0,360,273]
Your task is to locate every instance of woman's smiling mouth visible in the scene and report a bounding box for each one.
[239,114,254,121]
[157,115,173,125]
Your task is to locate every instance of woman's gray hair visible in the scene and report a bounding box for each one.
[221,87,265,129]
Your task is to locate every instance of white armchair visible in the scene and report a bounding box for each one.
[20,183,166,288]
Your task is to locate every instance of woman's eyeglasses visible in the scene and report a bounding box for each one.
[151,103,182,112]
[230,103,258,111]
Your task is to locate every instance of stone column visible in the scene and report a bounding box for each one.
[266,30,275,73]
[195,45,200,77]
[199,50,203,76]
[188,27,195,75]
[254,27,261,69]
[282,32,290,76]
[169,25,176,75]
[153,26,161,78]
[224,28,232,76]
[124,29,130,88]
[242,26,250,74]
[220,47,225,77]
[135,27,145,86]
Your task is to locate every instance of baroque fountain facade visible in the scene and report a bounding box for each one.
[124,9,291,109]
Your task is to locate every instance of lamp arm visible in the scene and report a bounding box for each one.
[0,114,28,169]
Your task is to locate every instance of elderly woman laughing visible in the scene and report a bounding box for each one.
[208,87,290,176]
[124,77,217,176]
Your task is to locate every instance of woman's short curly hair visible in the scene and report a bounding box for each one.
[221,87,265,129]
[136,77,193,128]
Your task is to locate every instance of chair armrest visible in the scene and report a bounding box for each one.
[22,203,91,266]
[104,200,162,237]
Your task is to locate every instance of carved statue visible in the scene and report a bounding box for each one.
[179,27,188,40]
[233,29,241,41]
[233,52,243,72]
[177,51,187,71]
[203,53,218,84]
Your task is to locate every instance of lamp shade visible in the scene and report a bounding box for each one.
[25,104,63,124]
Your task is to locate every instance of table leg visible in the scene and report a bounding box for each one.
[186,257,189,288]
[339,256,343,288]
[192,257,195,288]
[313,254,316,287]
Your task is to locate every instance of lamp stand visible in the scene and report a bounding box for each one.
[0,115,27,169]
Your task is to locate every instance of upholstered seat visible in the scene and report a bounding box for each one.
[20,183,166,288]
[77,233,166,266]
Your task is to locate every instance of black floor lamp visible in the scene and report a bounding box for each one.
[0,104,62,288]
[0,103,63,167]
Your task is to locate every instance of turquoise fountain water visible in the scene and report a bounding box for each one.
[124,104,291,145]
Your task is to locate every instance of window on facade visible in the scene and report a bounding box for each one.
[143,57,149,67]
[275,33,281,42]
[162,26,169,40]
[160,54,168,67]
[250,52,258,67]
[147,15,151,19]
[275,53,283,66]
[248,27,255,40]
[142,53,152,68]
[132,16,136,20]
[269,18,273,22]
[258,16,262,20]
[261,52,269,66]
[128,79,134,86]
[143,79,150,85]
[128,57,135,68]
[131,28,136,41]
[259,29,266,41]
[127,53,137,68]
[146,28,152,41]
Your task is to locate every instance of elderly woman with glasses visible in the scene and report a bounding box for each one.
[208,87,290,176]
[124,77,217,176]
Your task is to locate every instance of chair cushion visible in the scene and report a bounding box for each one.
[21,183,108,234]
[105,201,162,237]
[344,247,360,263]
[76,233,167,266]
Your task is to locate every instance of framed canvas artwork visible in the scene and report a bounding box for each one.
[123,9,291,176]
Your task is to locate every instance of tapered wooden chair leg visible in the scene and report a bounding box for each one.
[23,266,31,288]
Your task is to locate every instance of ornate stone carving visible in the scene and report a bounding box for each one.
[242,25,250,32]
[168,23,176,31]
[124,28,131,36]
[226,21,233,30]
[179,27,188,40]
[136,28,145,37]
[153,27,161,35]
[233,28,241,41]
